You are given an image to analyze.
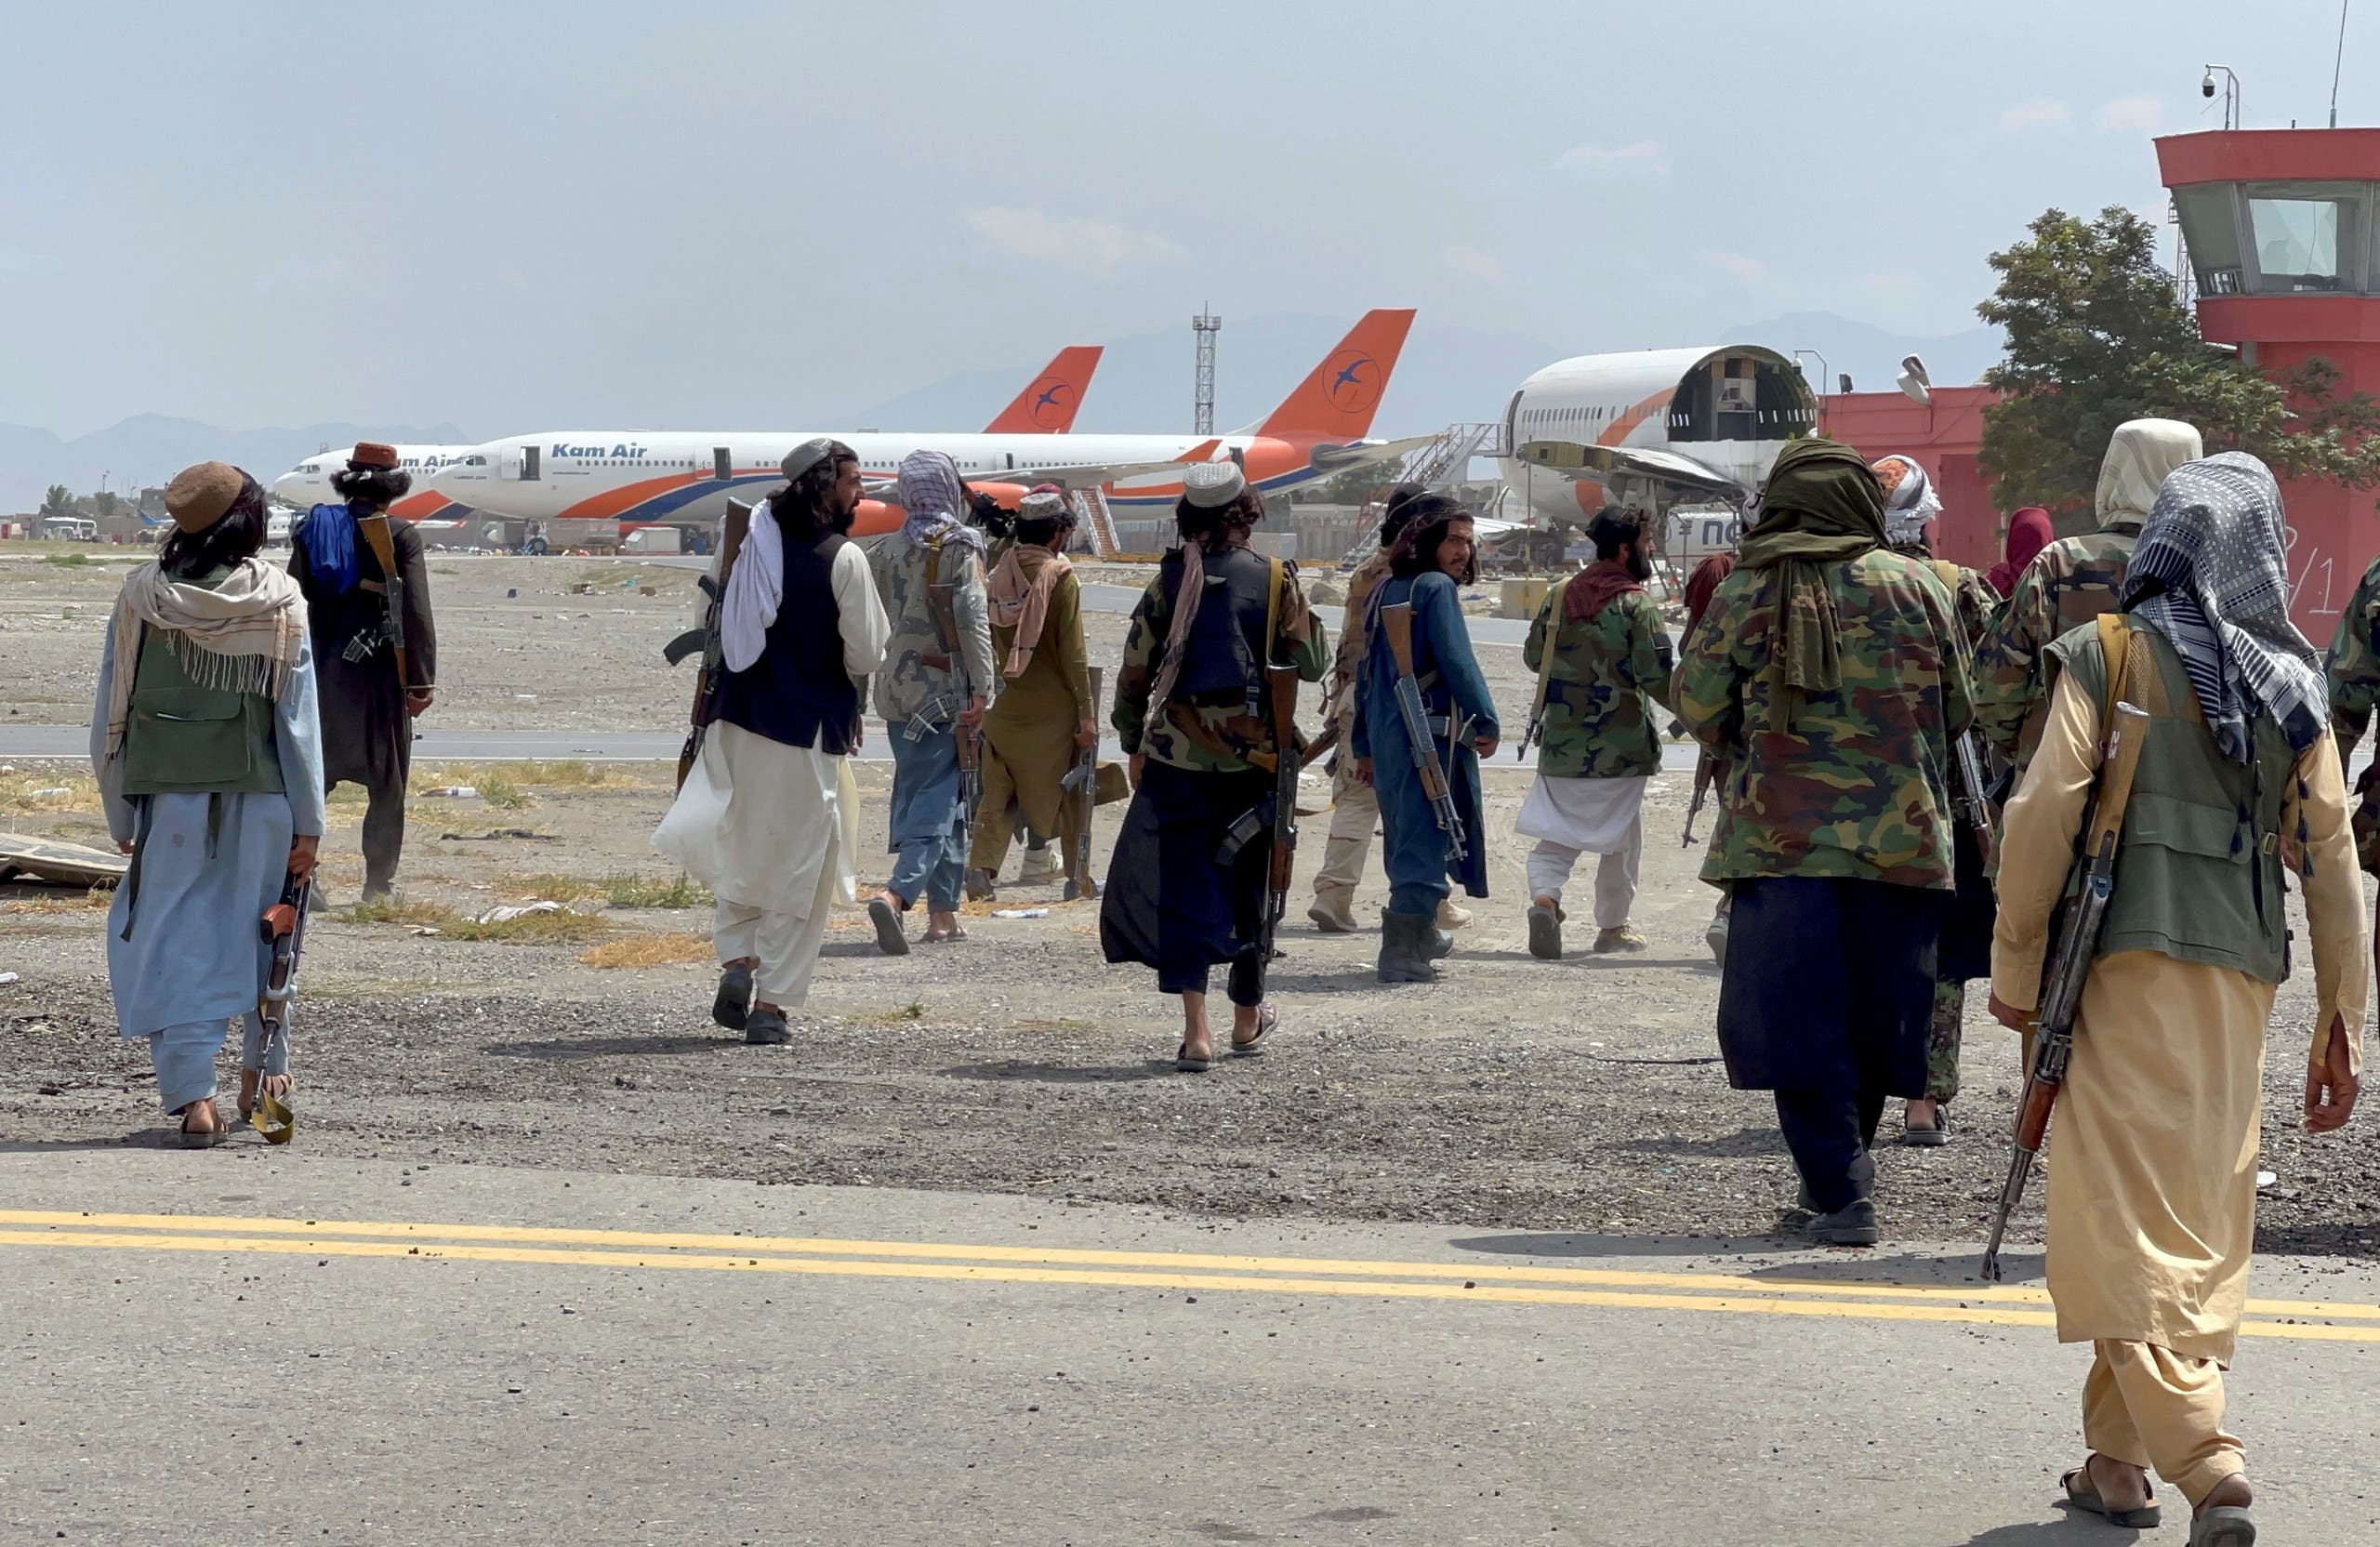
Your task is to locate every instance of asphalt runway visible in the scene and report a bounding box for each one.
[3,1150,2373,1544]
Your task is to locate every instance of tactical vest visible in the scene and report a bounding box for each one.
[2055,617,2297,985]
[716,528,861,754]
[119,625,284,797]
[1163,545,1283,712]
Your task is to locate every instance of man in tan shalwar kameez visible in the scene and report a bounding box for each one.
[970,489,1098,894]
[1991,453,2364,1544]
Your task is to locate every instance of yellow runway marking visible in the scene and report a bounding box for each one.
[3,1209,2374,1321]
[1,1217,2375,1342]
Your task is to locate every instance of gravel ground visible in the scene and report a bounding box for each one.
[4,544,2375,1263]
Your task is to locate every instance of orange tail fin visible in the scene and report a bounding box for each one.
[1255,309,1416,440]
[984,345,1104,433]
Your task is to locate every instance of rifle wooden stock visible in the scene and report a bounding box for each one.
[354,514,412,694]
[1978,700,2151,1282]
[675,500,754,790]
[1382,602,1448,809]
[1064,667,1104,901]
[1264,663,1302,901]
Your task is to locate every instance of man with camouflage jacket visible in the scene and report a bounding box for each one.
[2324,552,2380,875]
[1517,509,1673,959]
[1677,438,1975,1248]
[1973,419,2202,774]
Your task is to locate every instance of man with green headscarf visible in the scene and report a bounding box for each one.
[1676,438,1976,1247]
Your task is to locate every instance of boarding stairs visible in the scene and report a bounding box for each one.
[1335,421,1509,568]
[1068,483,1122,560]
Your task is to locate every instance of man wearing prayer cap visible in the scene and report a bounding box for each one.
[970,486,1107,894]
[285,441,440,902]
[1515,507,1673,960]
[1103,460,1329,1070]
[1675,437,1976,1247]
[860,450,996,952]
[653,437,889,1044]
[1974,419,2203,774]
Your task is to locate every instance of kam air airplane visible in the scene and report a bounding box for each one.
[424,310,1420,539]
[265,345,1107,535]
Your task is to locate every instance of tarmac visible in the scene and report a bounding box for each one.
[3,1148,2375,1545]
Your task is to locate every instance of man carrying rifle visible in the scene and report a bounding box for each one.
[653,440,888,1043]
[1873,453,2002,1145]
[972,488,1102,897]
[288,442,436,903]
[863,451,994,951]
[1677,439,1972,1248]
[1353,494,1500,985]
[1101,463,1327,1071]
[1987,454,2362,1543]
[1515,508,1672,960]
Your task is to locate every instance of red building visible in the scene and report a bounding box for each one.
[1810,128,2380,635]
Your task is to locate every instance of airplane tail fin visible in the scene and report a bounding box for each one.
[984,345,1103,433]
[1254,309,1416,440]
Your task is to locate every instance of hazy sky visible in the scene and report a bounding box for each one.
[2,0,2367,437]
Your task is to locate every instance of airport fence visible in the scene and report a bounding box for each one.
[1104,507,1371,568]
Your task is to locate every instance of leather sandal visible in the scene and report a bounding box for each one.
[2064,1459,2162,1528]
[1231,1002,1276,1056]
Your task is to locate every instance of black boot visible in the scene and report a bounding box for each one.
[1377,909,1440,984]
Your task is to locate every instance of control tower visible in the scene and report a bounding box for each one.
[2161,128,2380,630]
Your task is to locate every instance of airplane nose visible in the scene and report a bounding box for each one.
[269,472,308,507]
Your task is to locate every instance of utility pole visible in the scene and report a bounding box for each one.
[1192,307,1222,434]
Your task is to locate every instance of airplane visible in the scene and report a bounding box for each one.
[262,345,1107,538]
[1493,345,1819,537]
[422,310,1421,539]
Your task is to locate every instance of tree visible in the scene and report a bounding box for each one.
[37,484,74,523]
[1977,206,2380,532]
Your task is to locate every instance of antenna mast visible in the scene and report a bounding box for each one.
[1192,307,1221,434]
[2334,0,2352,128]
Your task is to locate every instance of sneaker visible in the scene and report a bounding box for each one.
[1703,912,1729,965]
[1017,847,1062,886]
[1593,925,1647,954]
[744,1007,792,1045]
[1435,898,1473,930]
[1806,1197,1879,1247]
[711,962,754,1031]
[1307,892,1360,933]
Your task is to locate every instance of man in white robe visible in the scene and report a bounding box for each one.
[654,440,890,1043]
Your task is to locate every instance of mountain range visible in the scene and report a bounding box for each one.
[1,311,2002,512]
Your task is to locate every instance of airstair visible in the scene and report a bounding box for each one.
[1068,483,1122,560]
[1334,421,1509,568]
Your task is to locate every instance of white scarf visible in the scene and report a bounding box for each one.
[721,502,784,674]
[103,559,307,765]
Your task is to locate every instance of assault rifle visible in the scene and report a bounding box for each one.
[1683,749,1715,847]
[1950,729,1998,866]
[251,871,311,1144]
[663,499,754,790]
[354,512,416,696]
[923,553,984,861]
[1980,701,2152,1283]
[1255,663,1304,969]
[1061,666,1104,901]
[1381,601,1467,863]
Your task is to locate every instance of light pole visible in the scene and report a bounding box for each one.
[1792,349,1831,433]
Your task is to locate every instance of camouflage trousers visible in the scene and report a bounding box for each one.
[1924,977,1965,1104]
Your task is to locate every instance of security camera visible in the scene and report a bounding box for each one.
[2202,71,2217,99]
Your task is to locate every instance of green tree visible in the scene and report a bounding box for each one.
[1978,205,2380,532]
[37,484,75,522]
[88,490,123,522]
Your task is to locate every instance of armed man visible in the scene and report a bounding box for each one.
[1676,438,1973,1248]
[2323,548,2380,877]
[286,442,436,904]
[1872,452,2001,1146]
[1101,463,1327,1070]
[1515,508,1673,959]
[653,439,890,1044]
[1306,485,1470,936]
[1973,419,2202,775]
[865,451,995,950]
[971,488,1102,896]
[1989,453,2362,1542]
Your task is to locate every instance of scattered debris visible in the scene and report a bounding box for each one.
[473,901,564,924]
[0,833,127,887]
[0,972,18,985]
[2256,1170,2278,1188]
[439,829,561,843]
[27,787,69,799]
[422,786,481,799]
[992,908,1050,919]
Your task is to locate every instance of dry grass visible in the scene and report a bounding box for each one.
[577,932,712,970]
[341,895,607,944]
[5,772,102,815]
[508,871,709,908]
[854,1001,927,1025]
[409,760,634,812]
[0,886,113,915]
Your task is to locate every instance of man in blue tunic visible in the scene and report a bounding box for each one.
[1353,494,1501,984]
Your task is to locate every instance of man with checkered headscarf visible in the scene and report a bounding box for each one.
[1990,452,2365,1539]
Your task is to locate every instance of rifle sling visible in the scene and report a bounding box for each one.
[1527,575,1576,722]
